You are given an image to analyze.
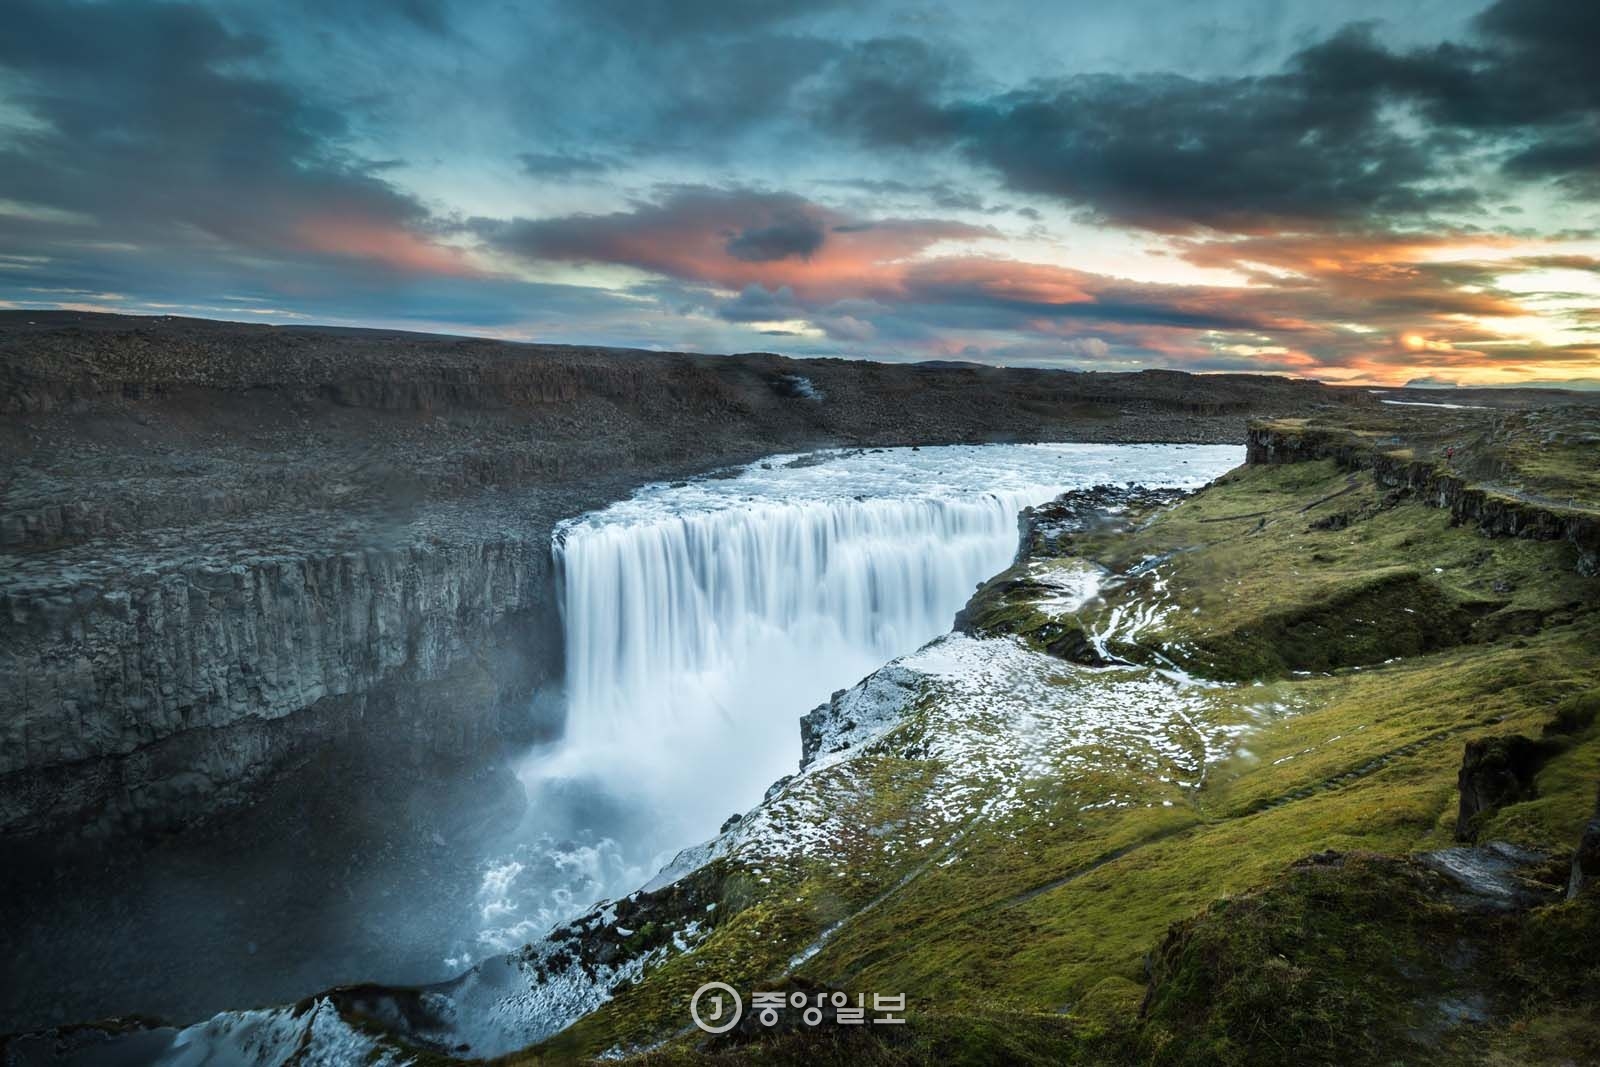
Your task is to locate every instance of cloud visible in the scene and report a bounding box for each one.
[716,284,804,322]
[0,0,1594,388]
[489,179,1586,384]
[569,0,848,39]
[818,314,876,342]
[725,214,827,261]
[0,0,472,278]
[490,186,990,300]
[817,11,1600,235]
[518,152,617,177]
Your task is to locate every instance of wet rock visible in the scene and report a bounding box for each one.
[1417,841,1563,911]
[799,667,920,770]
[0,520,562,842]
[1569,785,1600,900]
[1455,734,1564,841]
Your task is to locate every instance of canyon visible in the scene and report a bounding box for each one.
[3,313,1597,1067]
[0,312,1348,1032]
[0,311,1351,849]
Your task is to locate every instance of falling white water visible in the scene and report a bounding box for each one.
[465,443,1241,958]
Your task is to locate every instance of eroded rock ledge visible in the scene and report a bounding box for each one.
[1246,417,1600,575]
[0,496,562,841]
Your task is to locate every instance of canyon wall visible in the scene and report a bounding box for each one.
[0,515,561,840]
[1246,420,1600,575]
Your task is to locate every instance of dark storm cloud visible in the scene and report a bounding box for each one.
[817,3,1600,234]
[1474,0,1600,114]
[1504,138,1600,194]
[0,0,460,275]
[820,39,1472,232]
[819,36,969,149]
[725,214,827,262]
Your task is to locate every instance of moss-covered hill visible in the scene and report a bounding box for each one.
[444,411,1597,1066]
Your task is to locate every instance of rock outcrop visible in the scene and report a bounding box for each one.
[1570,785,1600,900]
[1454,734,1564,841]
[0,502,561,841]
[1246,419,1600,575]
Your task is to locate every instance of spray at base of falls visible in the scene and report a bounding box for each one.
[464,443,1243,960]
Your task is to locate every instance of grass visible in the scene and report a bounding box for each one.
[1253,408,1600,512]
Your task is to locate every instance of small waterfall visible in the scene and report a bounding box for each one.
[466,443,1242,958]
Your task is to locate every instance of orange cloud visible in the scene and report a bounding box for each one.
[292,216,482,277]
[901,257,1097,305]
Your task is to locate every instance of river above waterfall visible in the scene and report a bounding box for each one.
[463,443,1242,963]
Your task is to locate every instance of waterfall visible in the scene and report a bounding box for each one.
[557,490,1050,744]
[468,443,1242,957]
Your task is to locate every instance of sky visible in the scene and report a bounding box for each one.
[1,0,1598,386]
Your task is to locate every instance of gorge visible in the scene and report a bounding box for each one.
[3,315,1597,1067]
[0,314,1318,1032]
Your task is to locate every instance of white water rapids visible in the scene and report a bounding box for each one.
[459,443,1241,961]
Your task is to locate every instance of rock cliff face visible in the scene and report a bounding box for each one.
[1246,419,1600,575]
[0,517,560,840]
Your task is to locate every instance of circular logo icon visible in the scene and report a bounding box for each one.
[690,981,743,1034]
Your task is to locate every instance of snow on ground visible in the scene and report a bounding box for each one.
[700,625,1253,872]
[412,938,672,1059]
[1025,558,1105,616]
[151,1000,412,1067]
